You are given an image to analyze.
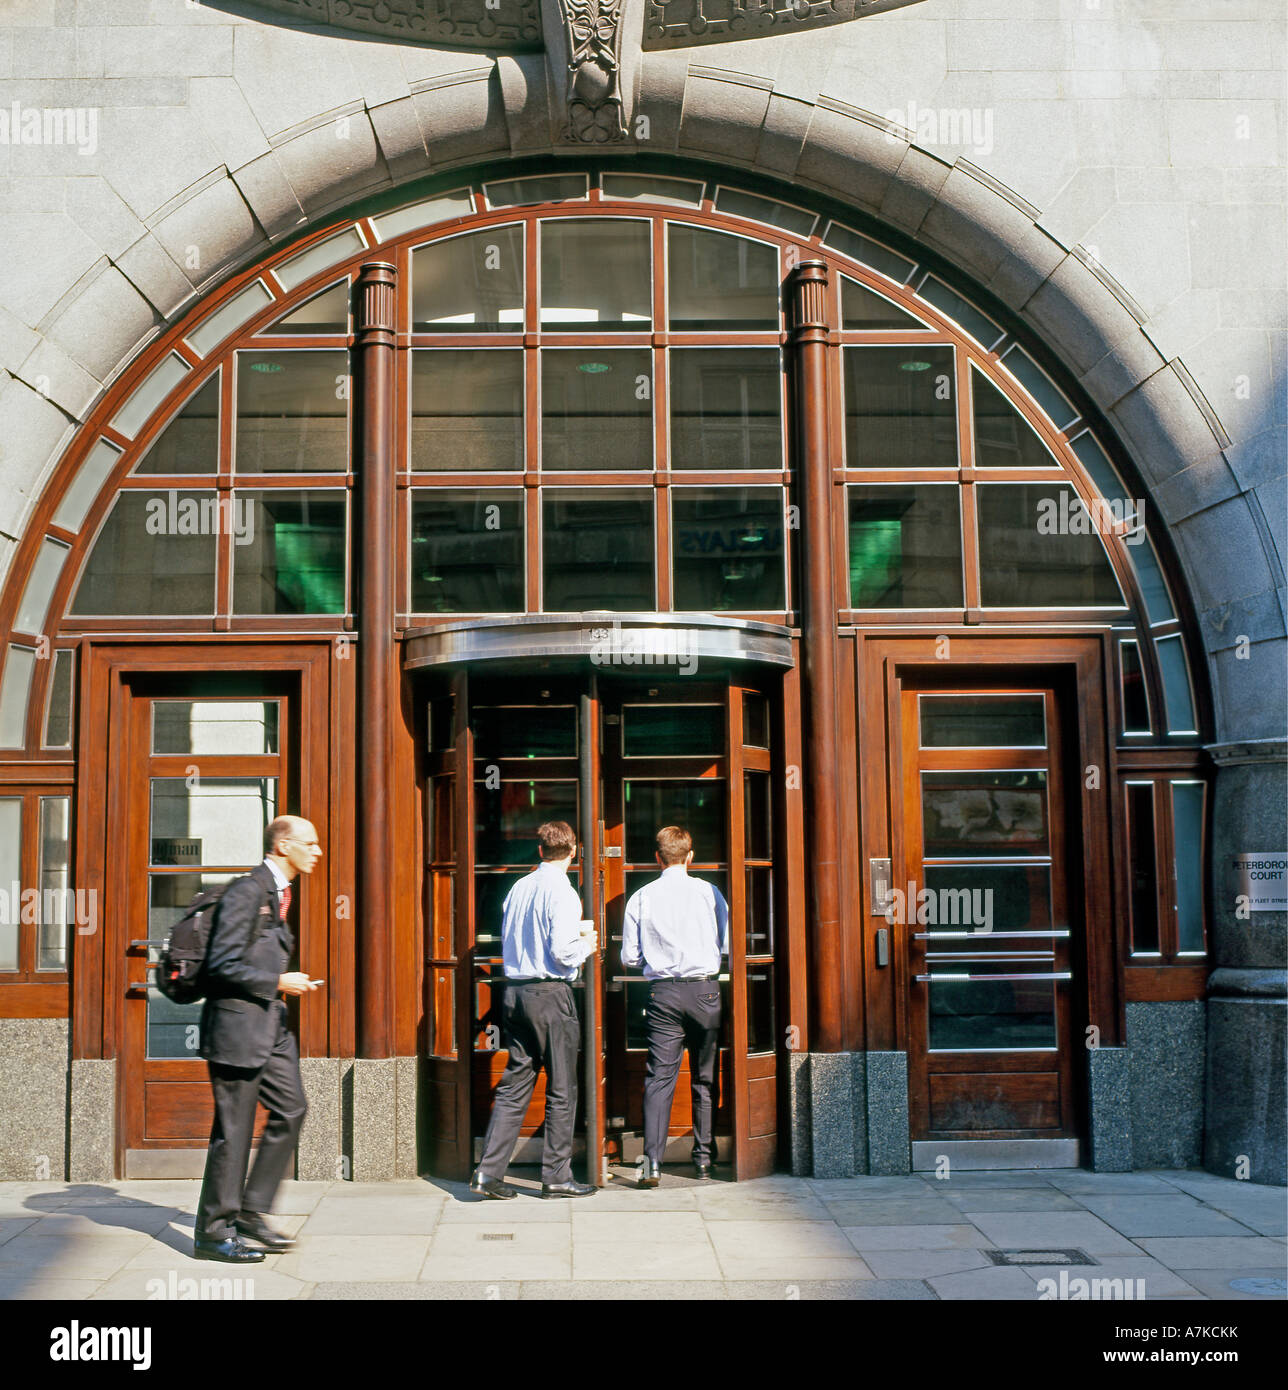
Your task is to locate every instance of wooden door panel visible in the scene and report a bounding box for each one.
[145,1084,270,1143]
[928,1072,1062,1132]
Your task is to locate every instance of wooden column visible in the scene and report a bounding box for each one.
[354,262,397,1058]
[788,259,844,1052]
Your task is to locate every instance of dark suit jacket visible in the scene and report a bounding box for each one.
[199,862,294,1070]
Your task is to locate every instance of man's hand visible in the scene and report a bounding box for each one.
[580,929,598,953]
[278,972,321,996]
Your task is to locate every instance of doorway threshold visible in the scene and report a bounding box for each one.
[911,1139,1080,1171]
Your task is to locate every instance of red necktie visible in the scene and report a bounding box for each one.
[279,884,291,920]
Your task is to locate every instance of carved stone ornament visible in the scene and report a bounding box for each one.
[562,0,627,143]
[248,0,544,51]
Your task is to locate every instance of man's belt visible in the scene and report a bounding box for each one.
[506,975,569,984]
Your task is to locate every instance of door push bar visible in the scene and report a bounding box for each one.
[914,971,1073,983]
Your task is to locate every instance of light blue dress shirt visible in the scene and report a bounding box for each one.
[621,866,730,980]
[501,859,593,981]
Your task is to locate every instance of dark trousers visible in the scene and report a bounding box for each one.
[477,980,580,1186]
[643,978,721,1165]
[196,1009,308,1240]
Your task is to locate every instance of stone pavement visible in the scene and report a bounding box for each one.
[0,1168,1283,1301]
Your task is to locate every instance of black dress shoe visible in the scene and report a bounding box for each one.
[469,1171,518,1200]
[193,1235,266,1264]
[638,1159,661,1189]
[235,1213,296,1250]
[693,1161,714,1180]
[540,1180,597,1198]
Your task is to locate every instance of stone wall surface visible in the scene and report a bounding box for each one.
[0,1017,69,1179]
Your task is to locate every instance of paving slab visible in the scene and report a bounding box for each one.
[524,1278,727,1298]
[0,1217,39,1245]
[272,1234,435,1282]
[940,1189,1084,1212]
[693,1189,832,1221]
[926,1170,1058,1188]
[1020,1256,1204,1299]
[725,1279,933,1300]
[821,1197,966,1226]
[421,1224,571,1281]
[1076,1195,1258,1238]
[310,1281,524,1300]
[0,1277,104,1299]
[1134,1236,1288,1269]
[842,1223,994,1251]
[0,1232,153,1281]
[298,1196,443,1236]
[1046,1172,1178,1194]
[966,1211,1143,1256]
[929,1265,1040,1299]
[1168,1269,1288,1301]
[707,1219,873,1280]
[91,1266,309,1300]
[861,1247,995,1279]
[806,1177,937,1199]
[438,1198,573,1223]
[13,1208,180,1237]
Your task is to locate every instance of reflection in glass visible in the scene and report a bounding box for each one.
[929,967,1056,1049]
[542,350,652,471]
[622,704,723,757]
[471,705,577,760]
[152,701,280,756]
[744,773,771,860]
[672,487,785,610]
[474,872,529,947]
[743,691,769,749]
[747,963,774,1054]
[971,370,1058,469]
[235,350,348,473]
[844,346,957,469]
[539,219,651,329]
[667,226,779,331]
[0,800,19,969]
[921,771,1048,857]
[625,979,650,1050]
[411,350,524,472]
[1157,635,1197,735]
[412,226,524,331]
[746,866,773,956]
[1126,783,1160,954]
[149,777,277,866]
[624,781,726,863]
[43,649,74,749]
[233,491,346,614]
[841,277,928,330]
[542,490,654,610]
[919,695,1046,749]
[1120,640,1150,734]
[922,865,1052,940]
[977,484,1125,608]
[848,485,963,609]
[410,490,524,613]
[475,781,578,866]
[1172,782,1205,953]
[261,282,349,335]
[71,493,217,616]
[147,872,236,1058]
[670,349,782,470]
[135,376,219,474]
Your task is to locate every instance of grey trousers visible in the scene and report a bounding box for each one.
[477,980,580,1185]
[642,978,721,1165]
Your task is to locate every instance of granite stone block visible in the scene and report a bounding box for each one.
[808,1052,855,1179]
[68,1056,114,1183]
[865,1052,910,1176]
[0,1019,69,1180]
[1088,1044,1132,1172]
[1127,1003,1205,1170]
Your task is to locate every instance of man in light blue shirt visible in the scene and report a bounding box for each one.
[471,820,598,1200]
[622,825,730,1187]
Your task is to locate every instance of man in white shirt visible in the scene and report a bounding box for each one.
[621,825,730,1187]
[470,820,599,1200]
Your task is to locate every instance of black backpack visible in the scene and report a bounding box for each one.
[154,885,233,1005]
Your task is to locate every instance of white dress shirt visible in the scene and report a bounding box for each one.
[501,859,593,981]
[263,856,289,904]
[621,865,730,980]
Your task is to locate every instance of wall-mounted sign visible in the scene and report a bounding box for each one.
[152,838,202,866]
[1231,853,1288,912]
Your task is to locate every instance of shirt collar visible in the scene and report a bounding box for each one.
[661,864,688,878]
[263,857,290,893]
[537,857,572,876]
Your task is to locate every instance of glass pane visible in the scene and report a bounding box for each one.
[474,958,506,1052]
[411,350,524,472]
[410,490,524,613]
[235,350,348,474]
[486,175,586,208]
[111,353,190,440]
[667,226,779,331]
[186,281,274,357]
[747,962,774,1054]
[273,227,364,292]
[670,349,782,470]
[671,487,785,610]
[16,538,67,635]
[541,349,652,471]
[43,649,74,749]
[412,226,524,332]
[1120,640,1151,734]
[428,699,455,758]
[430,777,455,860]
[55,439,121,531]
[233,491,346,614]
[972,371,1058,469]
[149,778,278,866]
[134,376,220,475]
[147,871,238,1059]
[37,797,71,970]
[625,979,650,1050]
[919,695,1046,748]
[539,219,651,330]
[977,484,1125,608]
[921,770,1049,857]
[917,277,1001,350]
[1126,783,1160,954]
[471,705,578,760]
[841,276,928,330]
[261,282,349,335]
[71,493,217,616]
[372,190,473,243]
[622,704,723,757]
[474,872,527,949]
[602,174,702,206]
[542,490,654,610]
[0,800,20,969]
[746,866,773,956]
[999,345,1076,430]
[714,188,815,236]
[624,780,726,863]
[1129,534,1175,625]
[428,869,455,957]
[152,701,279,756]
[475,781,579,866]
[848,485,963,609]
[743,690,769,749]
[844,346,957,468]
[929,966,1056,1049]
[1157,635,1197,734]
[744,772,771,860]
[0,646,35,748]
[921,864,1052,940]
[1172,783,1205,953]
[429,965,456,1059]
[823,223,916,285]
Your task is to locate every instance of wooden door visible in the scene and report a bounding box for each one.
[121,685,290,1168]
[898,683,1078,1142]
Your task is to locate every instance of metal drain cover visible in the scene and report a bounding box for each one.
[1228,1277,1286,1296]
[479,1232,515,1241]
[984,1248,1096,1267]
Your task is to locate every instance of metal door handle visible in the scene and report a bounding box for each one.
[914,971,1072,983]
